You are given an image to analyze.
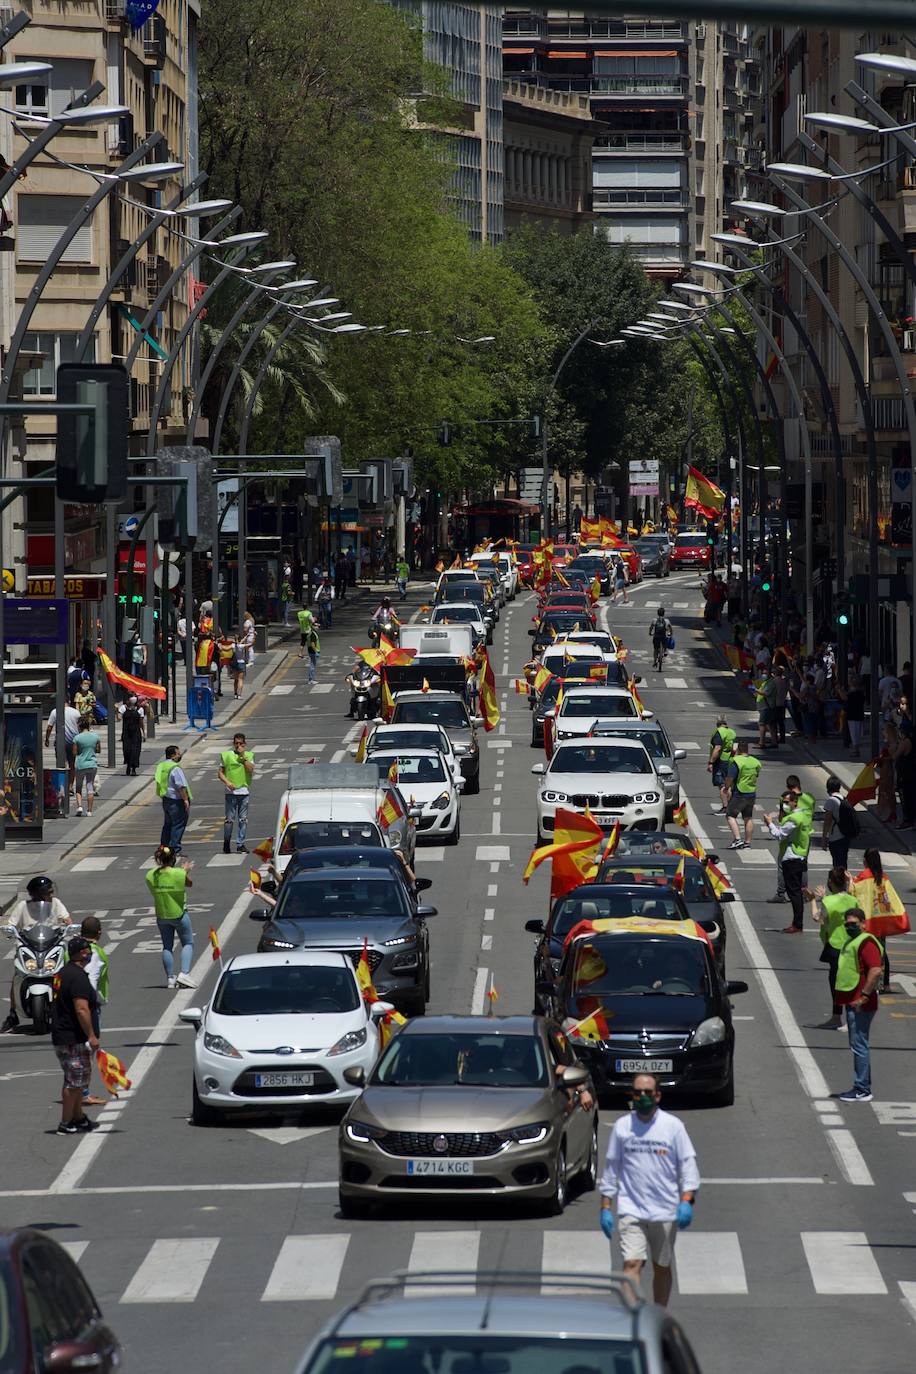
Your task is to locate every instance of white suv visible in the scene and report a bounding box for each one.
[532,738,666,838]
[553,686,649,741]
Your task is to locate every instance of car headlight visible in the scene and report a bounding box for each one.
[328,1027,368,1057]
[633,792,660,804]
[431,791,451,810]
[22,956,38,972]
[693,1016,726,1046]
[556,729,574,740]
[388,826,404,844]
[203,1032,242,1059]
[391,950,419,970]
[261,937,296,950]
[346,1119,386,1142]
[505,1121,551,1144]
[541,790,568,804]
[383,935,416,947]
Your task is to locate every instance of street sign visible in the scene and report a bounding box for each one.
[118,514,141,540]
[630,483,660,497]
[153,561,181,590]
[27,575,106,599]
[1,568,13,593]
[629,460,660,475]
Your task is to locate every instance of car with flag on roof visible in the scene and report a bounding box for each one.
[532,739,666,840]
[530,665,635,747]
[595,854,733,971]
[536,918,748,1105]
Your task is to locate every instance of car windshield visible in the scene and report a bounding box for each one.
[617,833,690,855]
[563,634,613,653]
[550,744,650,774]
[374,1032,548,1087]
[213,964,360,1016]
[591,727,668,759]
[571,935,710,997]
[275,877,407,921]
[560,695,636,720]
[539,615,589,633]
[552,889,684,937]
[600,864,710,902]
[449,585,486,602]
[307,1336,643,1374]
[393,701,469,728]
[433,607,479,623]
[371,729,448,754]
[634,540,661,555]
[677,535,707,548]
[279,822,382,854]
[373,754,447,784]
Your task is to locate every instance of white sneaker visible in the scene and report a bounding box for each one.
[166,977,177,989]
[75,806,83,816]
[175,973,196,989]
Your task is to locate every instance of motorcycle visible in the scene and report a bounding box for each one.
[368,616,397,649]
[5,918,66,1034]
[347,672,381,721]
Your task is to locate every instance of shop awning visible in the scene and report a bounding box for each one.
[503,47,534,54]
[594,49,678,58]
[548,50,587,58]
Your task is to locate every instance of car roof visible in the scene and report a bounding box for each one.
[563,684,631,696]
[225,950,351,971]
[399,1014,540,1035]
[591,717,668,737]
[393,690,465,703]
[371,723,447,737]
[434,603,484,615]
[369,748,444,761]
[554,736,646,749]
[284,867,399,885]
[330,1287,643,1340]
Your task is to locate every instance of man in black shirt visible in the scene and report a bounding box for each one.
[51,937,100,1136]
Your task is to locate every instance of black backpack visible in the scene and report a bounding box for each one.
[836,798,860,839]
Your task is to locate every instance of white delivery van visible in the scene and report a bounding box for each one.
[273,764,416,875]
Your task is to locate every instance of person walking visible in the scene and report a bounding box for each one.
[395,556,410,601]
[219,732,254,854]
[240,612,256,668]
[306,622,320,685]
[821,775,859,871]
[836,673,866,758]
[723,739,762,850]
[279,576,294,626]
[832,905,883,1101]
[707,714,736,814]
[146,845,196,990]
[44,702,81,794]
[762,789,815,933]
[118,692,146,776]
[612,558,629,606]
[155,745,191,853]
[810,869,858,1030]
[130,632,148,681]
[50,935,100,1135]
[770,666,789,744]
[72,716,101,817]
[296,605,315,660]
[316,574,334,628]
[229,634,248,699]
[79,915,110,1107]
[598,1072,699,1306]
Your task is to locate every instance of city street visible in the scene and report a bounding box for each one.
[2,573,915,1374]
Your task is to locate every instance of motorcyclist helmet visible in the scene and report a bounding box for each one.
[27,876,54,901]
[381,597,391,609]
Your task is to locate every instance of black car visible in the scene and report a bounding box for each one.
[529,612,596,653]
[279,845,433,908]
[0,1227,121,1374]
[595,854,732,968]
[252,867,435,1014]
[633,538,671,578]
[567,556,612,594]
[537,925,748,1105]
[610,829,721,863]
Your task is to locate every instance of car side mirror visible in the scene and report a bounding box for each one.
[249,909,271,921]
[656,764,673,777]
[531,763,545,775]
[561,1063,589,1088]
[707,852,720,864]
[416,904,438,918]
[416,877,433,892]
[674,748,687,761]
[472,715,484,727]
[369,1000,394,1019]
[642,709,654,719]
[524,918,545,934]
[342,1065,366,1087]
[179,1008,202,1028]
[528,628,537,635]
[726,979,749,996]
[373,716,384,724]
[634,675,642,684]
[408,806,423,819]
[45,1340,109,1373]
[719,890,735,902]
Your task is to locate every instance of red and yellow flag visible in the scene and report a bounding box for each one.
[569,1008,610,1043]
[533,665,553,695]
[486,976,499,1016]
[379,1006,408,1049]
[672,801,689,828]
[435,559,445,573]
[672,856,686,894]
[523,807,604,885]
[355,725,368,763]
[478,650,500,732]
[381,674,394,721]
[208,926,222,962]
[589,574,602,603]
[387,759,399,786]
[513,678,529,695]
[248,868,262,891]
[421,677,430,694]
[254,836,274,861]
[724,643,754,674]
[95,1048,131,1097]
[98,647,166,702]
[356,937,377,1004]
[705,858,730,898]
[630,680,646,716]
[377,788,404,829]
[846,761,878,809]
[684,466,725,520]
[852,875,911,937]
[600,820,621,861]
[280,800,290,832]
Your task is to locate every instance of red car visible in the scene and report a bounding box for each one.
[669,530,712,570]
[539,593,597,626]
[617,545,643,582]
[550,543,578,565]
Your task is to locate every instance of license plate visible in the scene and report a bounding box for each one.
[406,1159,474,1176]
[615,1058,673,1073]
[597,814,618,824]
[254,1071,314,1088]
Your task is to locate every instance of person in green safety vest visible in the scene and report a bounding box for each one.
[79,915,110,1106]
[155,745,192,855]
[832,906,883,1102]
[723,739,762,851]
[297,606,315,659]
[810,867,859,1030]
[707,714,736,813]
[763,790,815,934]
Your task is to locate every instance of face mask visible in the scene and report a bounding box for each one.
[844,922,861,937]
[631,1093,656,1115]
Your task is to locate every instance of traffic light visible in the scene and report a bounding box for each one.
[761,575,772,594]
[56,363,129,502]
[705,520,719,548]
[835,593,850,627]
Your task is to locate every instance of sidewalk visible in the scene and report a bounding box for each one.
[702,613,915,860]
[0,583,392,890]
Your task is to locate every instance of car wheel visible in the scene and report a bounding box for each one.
[446,815,460,845]
[338,1189,371,1220]
[542,1142,568,1216]
[579,1120,599,1192]
[710,1068,735,1107]
[191,1077,220,1127]
[464,771,480,795]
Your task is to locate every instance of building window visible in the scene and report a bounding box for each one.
[21,333,96,397]
[16,195,94,263]
[15,58,94,119]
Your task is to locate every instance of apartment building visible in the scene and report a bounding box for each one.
[503,78,603,233]
[502,9,753,275]
[5,0,198,604]
[741,26,913,663]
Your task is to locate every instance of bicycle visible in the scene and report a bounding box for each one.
[652,636,667,672]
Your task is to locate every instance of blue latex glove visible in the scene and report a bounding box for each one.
[676,1201,693,1230]
[599,1209,615,1240]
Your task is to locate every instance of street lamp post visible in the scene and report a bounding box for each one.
[540,321,597,539]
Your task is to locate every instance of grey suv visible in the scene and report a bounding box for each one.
[251,868,435,1015]
[292,1272,705,1374]
[590,717,686,819]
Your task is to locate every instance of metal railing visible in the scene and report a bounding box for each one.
[594,131,687,151]
[595,189,686,206]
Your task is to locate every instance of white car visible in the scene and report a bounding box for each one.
[357,722,463,787]
[553,685,650,741]
[469,549,517,599]
[428,602,487,649]
[367,748,462,843]
[555,630,620,660]
[531,737,666,839]
[180,951,386,1124]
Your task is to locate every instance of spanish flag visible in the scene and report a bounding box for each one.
[523,807,604,885]
[208,926,222,962]
[672,856,686,894]
[845,761,878,809]
[356,938,377,1004]
[630,680,646,716]
[387,759,399,786]
[513,678,529,695]
[533,665,553,695]
[381,674,395,721]
[852,875,911,937]
[435,559,445,573]
[280,800,290,832]
[580,517,600,543]
[95,1049,131,1097]
[254,836,274,861]
[355,725,368,763]
[590,574,602,603]
[379,1006,408,1049]
[684,466,726,520]
[672,801,689,828]
[98,647,166,702]
[569,1008,610,1043]
[599,820,621,860]
[421,678,430,693]
[724,643,754,674]
[478,650,501,732]
[486,976,499,1016]
[588,664,607,681]
[705,858,730,899]
[377,789,404,829]
[354,645,385,670]
[249,868,262,891]
[555,566,570,588]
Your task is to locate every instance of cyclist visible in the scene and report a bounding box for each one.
[649,607,672,671]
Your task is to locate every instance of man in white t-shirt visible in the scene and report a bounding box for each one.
[44,704,82,792]
[878,666,902,722]
[598,1072,700,1305]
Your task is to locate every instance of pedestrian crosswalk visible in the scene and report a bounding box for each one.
[61,1227,898,1306]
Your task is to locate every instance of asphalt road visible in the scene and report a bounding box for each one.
[3,570,916,1374]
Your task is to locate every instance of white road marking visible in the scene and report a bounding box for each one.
[734,850,775,865]
[270,685,295,695]
[676,1233,748,1294]
[310,683,334,693]
[205,853,245,867]
[801,1232,886,1294]
[484,908,494,921]
[262,1235,350,1301]
[824,1129,875,1187]
[253,744,280,752]
[481,934,492,950]
[298,743,326,752]
[471,967,489,1014]
[405,1233,480,1296]
[542,1232,610,1292]
[71,857,116,873]
[247,1127,332,1146]
[476,845,510,861]
[900,1282,916,1323]
[676,741,702,750]
[329,749,347,763]
[487,884,498,897]
[59,1241,89,1262]
[120,1238,220,1303]
[665,677,689,688]
[492,812,501,834]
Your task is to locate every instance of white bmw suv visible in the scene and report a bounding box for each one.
[532,738,666,839]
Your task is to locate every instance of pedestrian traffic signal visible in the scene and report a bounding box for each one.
[835,593,850,627]
[761,577,772,593]
[705,521,719,548]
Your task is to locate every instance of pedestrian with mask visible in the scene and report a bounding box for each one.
[762,789,816,933]
[821,776,860,871]
[832,906,883,1102]
[810,869,858,1030]
[706,714,736,814]
[50,936,100,1135]
[145,845,195,990]
[766,775,802,905]
[219,732,254,853]
[155,745,191,853]
[598,1073,699,1306]
[723,739,761,850]
[118,692,145,776]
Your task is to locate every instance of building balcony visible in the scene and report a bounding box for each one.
[588,75,688,98]
[594,190,688,209]
[594,131,688,153]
